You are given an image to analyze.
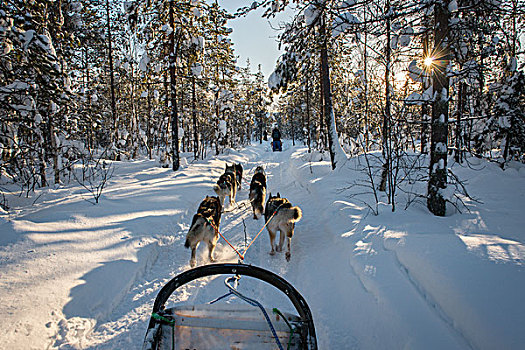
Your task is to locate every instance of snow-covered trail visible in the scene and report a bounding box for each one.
[82,141,467,349]
[1,141,524,349]
[254,144,467,349]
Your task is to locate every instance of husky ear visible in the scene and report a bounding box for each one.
[268,192,272,199]
[277,192,280,198]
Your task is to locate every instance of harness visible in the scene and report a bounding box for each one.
[204,203,284,262]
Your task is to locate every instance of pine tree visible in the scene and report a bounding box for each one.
[427,0,450,217]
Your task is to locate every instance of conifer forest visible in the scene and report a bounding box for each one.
[1,0,524,215]
[1,2,525,349]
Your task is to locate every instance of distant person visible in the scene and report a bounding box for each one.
[271,127,282,152]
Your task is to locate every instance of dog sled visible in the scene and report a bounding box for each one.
[142,263,317,350]
[271,140,282,152]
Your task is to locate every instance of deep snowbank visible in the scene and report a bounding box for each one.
[0,142,524,349]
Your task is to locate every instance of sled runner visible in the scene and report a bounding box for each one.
[142,263,317,350]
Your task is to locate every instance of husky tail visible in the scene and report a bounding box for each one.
[248,188,256,202]
[279,206,302,223]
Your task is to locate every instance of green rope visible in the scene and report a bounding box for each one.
[152,312,175,325]
[152,312,175,348]
[273,308,296,350]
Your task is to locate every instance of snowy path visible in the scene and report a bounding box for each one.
[1,141,524,349]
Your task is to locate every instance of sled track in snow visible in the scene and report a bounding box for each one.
[385,242,475,350]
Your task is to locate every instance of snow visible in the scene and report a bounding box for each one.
[406,91,423,105]
[268,70,282,90]
[190,35,205,51]
[1,143,525,349]
[448,0,458,12]
[34,113,42,125]
[509,57,517,72]
[332,12,360,38]
[123,2,135,14]
[192,7,202,18]
[436,142,447,153]
[406,86,433,105]
[39,33,57,57]
[398,27,413,47]
[0,80,30,93]
[408,60,429,84]
[191,62,203,77]
[337,0,357,9]
[498,116,511,128]
[304,4,320,26]
[70,2,83,13]
[161,24,173,36]
[22,29,35,50]
[139,53,150,72]
[219,120,227,135]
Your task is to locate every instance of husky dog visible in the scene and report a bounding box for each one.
[214,172,236,209]
[225,163,243,191]
[184,196,222,268]
[249,166,266,220]
[264,193,302,261]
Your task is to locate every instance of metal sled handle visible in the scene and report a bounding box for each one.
[148,263,317,349]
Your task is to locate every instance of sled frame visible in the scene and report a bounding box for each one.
[143,263,317,350]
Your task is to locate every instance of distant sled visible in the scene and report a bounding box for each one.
[272,140,282,152]
[142,263,317,350]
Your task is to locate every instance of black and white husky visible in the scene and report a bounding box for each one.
[264,193,302,261]
[225,163,243,191]
[214,172,236,208]
[249,166,266,220]
[184,196,222,268]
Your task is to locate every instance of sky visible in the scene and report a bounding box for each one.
[217,1,294,80]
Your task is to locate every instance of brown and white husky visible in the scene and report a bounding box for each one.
[225,163,243,191]
[264,193,302,261]
[213,172,236,209]
[249,166,267,220]
[184,196,222,268]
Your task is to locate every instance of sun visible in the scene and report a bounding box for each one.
[424,56,434,67]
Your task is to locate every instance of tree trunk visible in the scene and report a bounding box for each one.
[105,0,118,145]
[180,80,185,153]
[215,90,220,155]
[455,82,465,163]
[164,70,170,152]
[50,118,59,184]
[291,107,295,146]
[306,76,311,153]
[427,1,450,216]
[147,80,153,159]
[501,0,518,168]
[259,108,263,144]
[319,59,325,150]
[320,14,346,170]
[379,0,391,194]
[192,76,198,160]
[421,13,430,155]
[363,7,370,152]
[169,1,180,171]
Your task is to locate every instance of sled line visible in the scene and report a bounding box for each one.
[205,204,284,262]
